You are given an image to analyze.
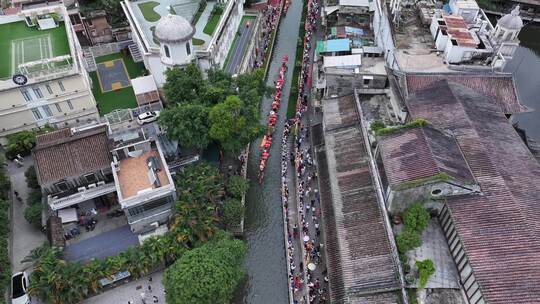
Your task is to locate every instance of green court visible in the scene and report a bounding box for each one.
[0,21,70,78]
[11,35,54,74]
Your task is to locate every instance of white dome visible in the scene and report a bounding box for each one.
[498,6,523,31]
[155,14,195,43]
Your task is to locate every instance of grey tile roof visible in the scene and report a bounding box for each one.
[378,125,475,188]
[405,72,529,114]
[319,94,400,303]
[405,79,540,304]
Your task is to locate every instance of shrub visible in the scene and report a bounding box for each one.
[370,120,386,132]
[396,228,422,253]
[0,199,10,300]
[403,202,430,234]
[375,118,429,136]
[416,259,436,289]
[24,203,43,229]
[226,175,249,198]
[223,198,243,227]
[25,166,40,189]
[211,4,224,15]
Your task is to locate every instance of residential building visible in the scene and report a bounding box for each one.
[0,4,99,144]
[121,0,244,86]
[111,133,176,234]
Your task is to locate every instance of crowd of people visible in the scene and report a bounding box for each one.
[253,3,282,69]
[259,56,288,182]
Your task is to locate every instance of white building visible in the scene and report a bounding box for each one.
[0,4,99,144]
[121,0,244,87]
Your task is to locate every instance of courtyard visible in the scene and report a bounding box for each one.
[89,51,146,114]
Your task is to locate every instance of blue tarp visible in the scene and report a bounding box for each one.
[443,3,451,14]
[345,26,364,36]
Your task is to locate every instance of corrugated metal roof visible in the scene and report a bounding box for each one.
[323,54,362,68]
[405,72,529,114]
[320,95,400,303]
[406,79,540,304]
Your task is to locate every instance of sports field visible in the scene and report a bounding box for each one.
[0,21,70,78]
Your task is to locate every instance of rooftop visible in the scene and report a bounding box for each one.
[0,19,70,79]
[319,94,400,302]
[405,79,540,304]
[116,149,171,200]
[33,126,111,184]
[378,125,475,188]
[404,72,529,114]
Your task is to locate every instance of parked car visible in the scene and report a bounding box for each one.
[11,272,30,304]
[137,111,160,125]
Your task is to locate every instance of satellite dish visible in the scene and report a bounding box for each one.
[12,74,28,85]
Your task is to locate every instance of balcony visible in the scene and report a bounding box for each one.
[48,182,117,211]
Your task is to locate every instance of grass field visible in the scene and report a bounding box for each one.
[0,21,70,78]
[90,52,146,114]
[203,10,223,35]
[138,1,161,22]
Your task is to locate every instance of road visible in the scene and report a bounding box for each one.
[225,18,255,75]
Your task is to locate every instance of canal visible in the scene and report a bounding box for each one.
[505,23,540,143]
[234,0,303,303]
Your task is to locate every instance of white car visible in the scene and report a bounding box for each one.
[136,111,160,125]
[11,272,30,304]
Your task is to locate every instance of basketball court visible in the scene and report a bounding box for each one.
[11,34,54,74]
[96,59,131,93]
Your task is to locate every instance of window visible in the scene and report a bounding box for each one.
[58,81,65,92]
[33,87,43,99]
[21,89,32,102]
[66,100,74,110]
[55,103,62,113]
[42,105,53,117]
[31,108,42,120]
[84,173,97,184]
[186,42,191,56]
[363,78,370,85]
[46,84,53,94]
[55,181,69,192]
[164,45,171,58]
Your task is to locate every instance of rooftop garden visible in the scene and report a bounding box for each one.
[203,4,224,36]
[138,1,161,22]
[0,21,70,79]
[89,51,146,114]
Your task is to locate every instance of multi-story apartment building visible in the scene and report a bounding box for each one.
[0,4,99,144]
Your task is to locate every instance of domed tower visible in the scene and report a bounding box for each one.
[154,14,195,67]
[493,5,523,42]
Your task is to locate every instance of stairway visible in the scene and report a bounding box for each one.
[128,43,144,63]
[83,48,97,72]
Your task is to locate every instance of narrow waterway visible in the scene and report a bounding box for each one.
[234,1,303,303]
[505,23,540,142]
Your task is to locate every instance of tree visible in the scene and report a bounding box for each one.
[79,0,126,26]
[223,198,243,227]
[396,228,422,253]
[5,130,37,159]
[159,104,211,150]
[163,238,246,304]
[25,165,40,189]
[226,175,249,199]
[209,96,264,155]
[416,259,435,289]
[403,202,430,234]
[24,203,42,229]
[164,65,206,104]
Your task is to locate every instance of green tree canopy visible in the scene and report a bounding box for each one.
[226,175,249,199]
[164,64,206,104]
[209,96,264,155]
[403,202,430,234]
[396,228,422,253]
[159,103,211,150]
[163,238,246,304]
[223,198,243,227]
[416,259,436,289]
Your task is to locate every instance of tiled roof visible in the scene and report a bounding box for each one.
[378,125,475,188]
[406,79,540,304]
[319,95,400,303]
[33,126,111,184]
[405,73,529,114]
